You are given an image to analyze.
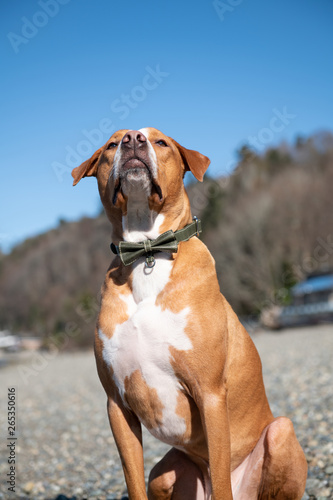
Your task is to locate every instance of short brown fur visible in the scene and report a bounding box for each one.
[72,127,307,500]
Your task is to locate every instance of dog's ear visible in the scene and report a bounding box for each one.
[172,140,210,182]
[71,147,103,186]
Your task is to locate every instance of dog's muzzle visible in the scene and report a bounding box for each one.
[112,130,163,205]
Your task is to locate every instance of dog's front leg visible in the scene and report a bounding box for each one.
[200,390,233,500]
[107,396,147,500]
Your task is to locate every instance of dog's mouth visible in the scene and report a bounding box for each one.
[112,156,163,205]
[124,158,148,170]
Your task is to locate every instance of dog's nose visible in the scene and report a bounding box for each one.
[121,130,147,148]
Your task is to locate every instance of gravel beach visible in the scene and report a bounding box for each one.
[0,324,332,500]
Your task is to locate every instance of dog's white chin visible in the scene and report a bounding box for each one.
[121,168,152,197]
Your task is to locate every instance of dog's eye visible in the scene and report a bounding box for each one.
[107,142,118,149]
[156,140,168,147]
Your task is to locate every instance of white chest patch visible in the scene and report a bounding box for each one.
[101,160,193,441]
[131,254,173,302]
[98,273,192,441]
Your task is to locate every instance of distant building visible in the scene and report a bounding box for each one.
[0,330,21,350]
[261,272,333,329]
[0,331,42,351]
[279,272,333,327]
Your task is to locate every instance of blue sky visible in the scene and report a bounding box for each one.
[1,0,333,252]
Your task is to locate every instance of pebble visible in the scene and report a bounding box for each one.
[0,324,332,499]
[23,481,35,494]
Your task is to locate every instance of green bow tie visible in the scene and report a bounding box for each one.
[111,217,202,267]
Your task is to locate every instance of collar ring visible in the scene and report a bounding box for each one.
[145,255,156,268]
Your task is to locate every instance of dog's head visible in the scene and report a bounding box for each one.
[72,127,210,226]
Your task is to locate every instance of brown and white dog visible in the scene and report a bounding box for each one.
[72,128,307,499]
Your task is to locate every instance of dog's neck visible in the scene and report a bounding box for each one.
[110,186,193,245]
[122,191,163,243]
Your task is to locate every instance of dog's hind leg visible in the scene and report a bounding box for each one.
[148,448,209,500]
[232,417,308,500]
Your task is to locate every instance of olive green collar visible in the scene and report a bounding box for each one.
[111,217,202,267]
